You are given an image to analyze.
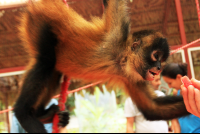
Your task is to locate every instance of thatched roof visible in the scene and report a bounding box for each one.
[0,0,200,70]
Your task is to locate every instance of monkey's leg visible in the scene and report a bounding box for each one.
[35,70,62,123]
[104,0,130,38]
[14,23,60,133]
[126,80,189,120]
[36,72,70,127]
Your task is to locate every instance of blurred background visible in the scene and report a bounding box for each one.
[1,0,200,133]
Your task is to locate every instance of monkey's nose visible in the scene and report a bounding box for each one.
[157,66,161,70]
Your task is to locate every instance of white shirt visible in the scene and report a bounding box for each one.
[124,90,168,133]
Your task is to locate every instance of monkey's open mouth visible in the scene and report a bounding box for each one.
[146,70,159,81]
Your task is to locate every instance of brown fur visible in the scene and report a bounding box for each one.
[15,0,189,133]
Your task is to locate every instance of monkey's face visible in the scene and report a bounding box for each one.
[125,30,169,81]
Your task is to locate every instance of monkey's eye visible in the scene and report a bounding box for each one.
[151,51,159,61]
[154,53,159,60]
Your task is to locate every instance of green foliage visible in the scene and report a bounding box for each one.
[0,122,7,133]
[0,100,5,110]
[66,93,75,115]
[74,85,126,133]
[65,83,127,116]
[68,128,79,133]
[115,88,126,109]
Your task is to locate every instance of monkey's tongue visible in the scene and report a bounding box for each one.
[146,70,155,81]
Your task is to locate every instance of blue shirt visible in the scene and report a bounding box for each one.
[11,99,58,133]
[177,90,200,133]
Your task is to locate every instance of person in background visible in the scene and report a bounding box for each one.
[11,99,58,133]
[161,63,200,133]
[124,74,169,133]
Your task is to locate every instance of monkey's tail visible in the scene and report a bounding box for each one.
[125,81,189,120]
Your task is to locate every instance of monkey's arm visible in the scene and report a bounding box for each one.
[125,80,189,120]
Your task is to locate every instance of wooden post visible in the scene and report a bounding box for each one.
[5,91,10,133]
[174,0,192,78]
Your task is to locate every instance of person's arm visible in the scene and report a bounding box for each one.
[11,114,26,133]
[10,115,19,133]
[126,117,135,133]
[171,119,180,133]
[181,77,200,118]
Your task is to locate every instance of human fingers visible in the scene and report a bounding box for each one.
[181,84,192,113]
[181,76,192,88]
[194,88,200,117]
[187,85,200,116]
[191,78,200,90]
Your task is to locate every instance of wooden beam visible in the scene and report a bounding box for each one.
[174,0,187,44]
[0,3,27,10]
[0,67,25,77]
[170,43,200,50]
[162,0,172,35]
[0,66,25,73]
[5,92,10,133]
[174,0,192,78]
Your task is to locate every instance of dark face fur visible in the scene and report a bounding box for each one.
[124,30,169,81]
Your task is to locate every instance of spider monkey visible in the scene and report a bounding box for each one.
[14,0,189,133]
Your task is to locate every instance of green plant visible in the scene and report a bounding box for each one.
[115,88,126,109]
[0,122,7,133]
[68,128,79,133]
[66,93,75,115]
[74,85,126,133]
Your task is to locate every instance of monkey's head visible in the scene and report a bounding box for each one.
[123,30,169,81]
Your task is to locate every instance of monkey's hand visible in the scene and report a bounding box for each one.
[58,111,70,127]
[37,104,70,127]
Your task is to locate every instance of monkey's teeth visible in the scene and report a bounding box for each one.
[146,70,155,81]
[149,71,156,76]
[151,73,155,79]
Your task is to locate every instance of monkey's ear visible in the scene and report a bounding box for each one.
[131,39,141,51]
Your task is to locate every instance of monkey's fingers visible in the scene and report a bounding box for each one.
[58,111,70,127]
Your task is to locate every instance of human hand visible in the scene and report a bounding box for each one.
[181,77,200,118]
